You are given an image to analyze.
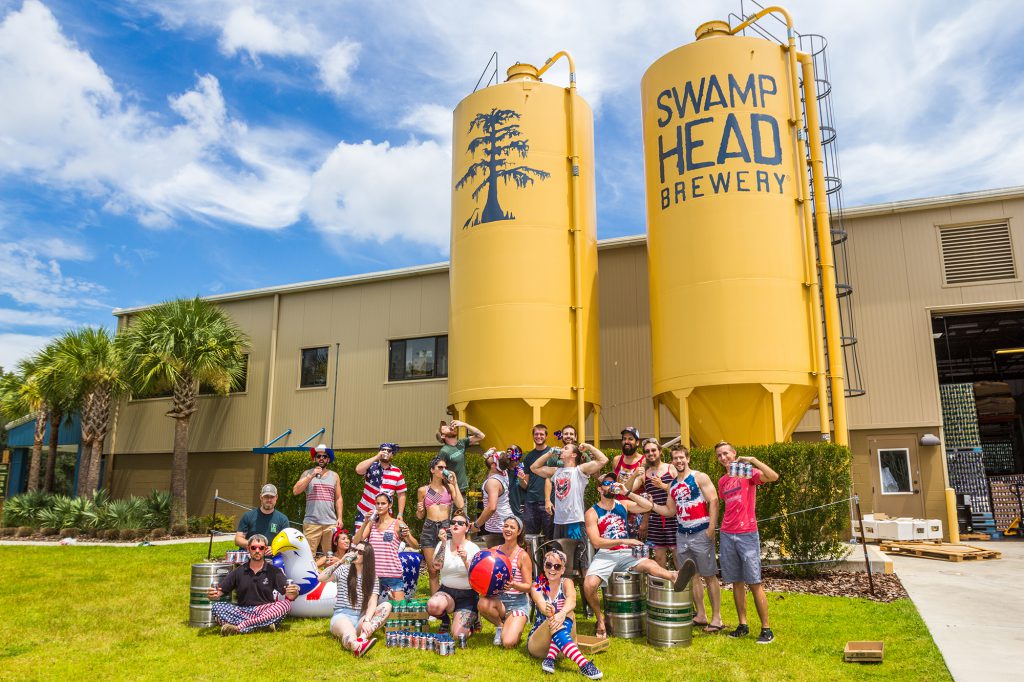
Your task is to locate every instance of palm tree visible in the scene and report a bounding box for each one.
[49,327,124,497]
[0,358,48,492]
[116,298,249,527]
[33,342,76,494]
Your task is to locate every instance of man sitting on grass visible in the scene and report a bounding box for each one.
[208,534,299,635]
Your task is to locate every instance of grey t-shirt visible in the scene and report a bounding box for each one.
[301,468,339,525]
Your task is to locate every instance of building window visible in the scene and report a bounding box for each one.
[878,448,912,494]
[300,346,330,388]
[388,335,448,381]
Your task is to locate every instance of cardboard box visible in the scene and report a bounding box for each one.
[844,641,884,663]
[925,519,943,540]
[577,634,610,655]
[851,521,878,540]
[876,519,915,541]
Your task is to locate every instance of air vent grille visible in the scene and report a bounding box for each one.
[939,222,1015,285]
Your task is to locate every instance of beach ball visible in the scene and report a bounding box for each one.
[468,549,512,597]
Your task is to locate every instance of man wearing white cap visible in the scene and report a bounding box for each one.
[234,484,291,548]
[293,444,344,554]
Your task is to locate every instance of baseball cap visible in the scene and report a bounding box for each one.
[260,484,278,497]
[621,426,641,440]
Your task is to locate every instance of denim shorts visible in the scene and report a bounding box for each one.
[330,606,363,630]
[379,576,406,595]
[499,591,529,618]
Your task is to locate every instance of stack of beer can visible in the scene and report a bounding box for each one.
[728,462,754,478]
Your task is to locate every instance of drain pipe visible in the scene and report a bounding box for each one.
[537,50,588,444]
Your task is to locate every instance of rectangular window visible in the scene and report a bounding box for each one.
[199,354,248,395]
[388,335,448,381]
[878,448,912,494]
[300,346,330,388]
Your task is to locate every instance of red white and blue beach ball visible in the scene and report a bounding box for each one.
[468,550,512,597]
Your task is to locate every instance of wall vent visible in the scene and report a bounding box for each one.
[939,222,1016,285]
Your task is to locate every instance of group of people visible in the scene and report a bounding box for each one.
[210,421,779,677]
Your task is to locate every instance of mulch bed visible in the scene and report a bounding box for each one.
[761,568,908,603]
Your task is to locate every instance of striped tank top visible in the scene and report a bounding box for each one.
[367,518,404,577]
[613,455,643,500]
[502,546,525,596]
[482,472,514,533]
[670,473,710,534]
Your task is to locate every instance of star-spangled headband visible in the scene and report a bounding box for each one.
[379,442,399,453]
[506,445,523,462]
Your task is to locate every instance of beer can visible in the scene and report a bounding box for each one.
[746,463,754,478]
[457,633,467,649]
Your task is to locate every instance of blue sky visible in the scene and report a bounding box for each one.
[1,0,1023,369]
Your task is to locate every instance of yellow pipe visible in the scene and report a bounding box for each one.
[538,50,587,445]
[799,52,848,446]
[730,7,800,125]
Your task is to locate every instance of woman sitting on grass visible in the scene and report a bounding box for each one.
[318,541,391,657]
[528,549,603,680]
[477,515,533,647]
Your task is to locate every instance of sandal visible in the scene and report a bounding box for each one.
[692,620,709,629]
[703,624,725,633]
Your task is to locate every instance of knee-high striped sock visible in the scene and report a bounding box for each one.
[546,642,560,660]
[558,642,589,669]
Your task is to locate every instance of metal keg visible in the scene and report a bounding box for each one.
[646,575,694,647]
[189,562,233,628]
[603,571,645,638]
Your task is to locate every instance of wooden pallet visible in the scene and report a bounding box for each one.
[879,541,1001,562]
[959,532,992,541]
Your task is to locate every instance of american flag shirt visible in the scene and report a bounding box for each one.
[355,462,407,524]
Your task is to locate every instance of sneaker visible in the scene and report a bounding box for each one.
[493,626,503,646]
[541,658,556,674]
[674,558,697,592]
[728,624,749,639]
[220,624,239,636]
[580,662,603,680]
[756,628,775,644]
[354,637,377,657]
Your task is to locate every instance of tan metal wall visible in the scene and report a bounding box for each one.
[796,195,1024,434]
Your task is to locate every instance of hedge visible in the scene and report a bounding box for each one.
[268,441,851,576]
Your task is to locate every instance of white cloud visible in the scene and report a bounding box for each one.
[318,40,360,96]
[400,104,453,143]
[219,5,314,60]
[0,240,106,309]
[306,139,452,250]
[0,309,75,328]
[0,333,55,372]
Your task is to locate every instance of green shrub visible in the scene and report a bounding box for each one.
[16,526,34,537]
[0,527,15,536]
[59,527,80,538]
[187,513,234,534]
[170,524,187,537]
[141,490,171,530]
[2,491,54,527]
[148,527,167,539]
[40,526,58,536]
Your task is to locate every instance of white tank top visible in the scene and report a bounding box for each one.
[482,472,514,533]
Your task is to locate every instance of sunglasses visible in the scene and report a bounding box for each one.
[315,455,330,459]
[451,520,469,526]
[544,562,564,570]
[249,545,267,551]
[354,548,366,555]
[600,480,615,487]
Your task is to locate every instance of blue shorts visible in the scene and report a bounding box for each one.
[330,606,363,630]
[719,531,762,585]
[379,576,406,595]
[499,591,529,618]
[554,522,584,540]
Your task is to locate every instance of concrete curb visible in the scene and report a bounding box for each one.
[0,535,230,548]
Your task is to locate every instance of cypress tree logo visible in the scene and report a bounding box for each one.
[455,107,550,228]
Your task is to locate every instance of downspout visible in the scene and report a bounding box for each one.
[537,50,587,444]
[261,293,280,487]
[799,52,849,446]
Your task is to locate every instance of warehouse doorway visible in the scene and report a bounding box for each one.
[933,308,1024,531]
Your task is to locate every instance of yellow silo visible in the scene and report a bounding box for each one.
[641,14,844,447]
[448,54,601,448]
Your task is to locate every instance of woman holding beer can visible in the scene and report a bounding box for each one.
[417,456,464,594]
[354,492,418,600]
[318,541,391,657]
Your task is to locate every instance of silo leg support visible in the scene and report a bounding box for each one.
[454,402,469,439]
[592,404,601,450]
[761,384,789,443]
[671,389,693,448]
[653,397,662,442]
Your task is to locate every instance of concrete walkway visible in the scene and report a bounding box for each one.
[0,534,227,547]
[892,540,1024,681]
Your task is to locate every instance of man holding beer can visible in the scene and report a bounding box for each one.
[715,440,779,644]
[208,534,298,635]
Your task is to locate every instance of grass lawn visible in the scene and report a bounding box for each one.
[0,542,950,681]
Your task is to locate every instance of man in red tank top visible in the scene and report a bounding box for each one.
[612,427,645,537]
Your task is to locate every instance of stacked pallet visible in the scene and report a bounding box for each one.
[989,474,1024,532]
[974,381,1015,417]
[879,541,1001,562]
[945,448,992,514]
[940,383,981,448]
